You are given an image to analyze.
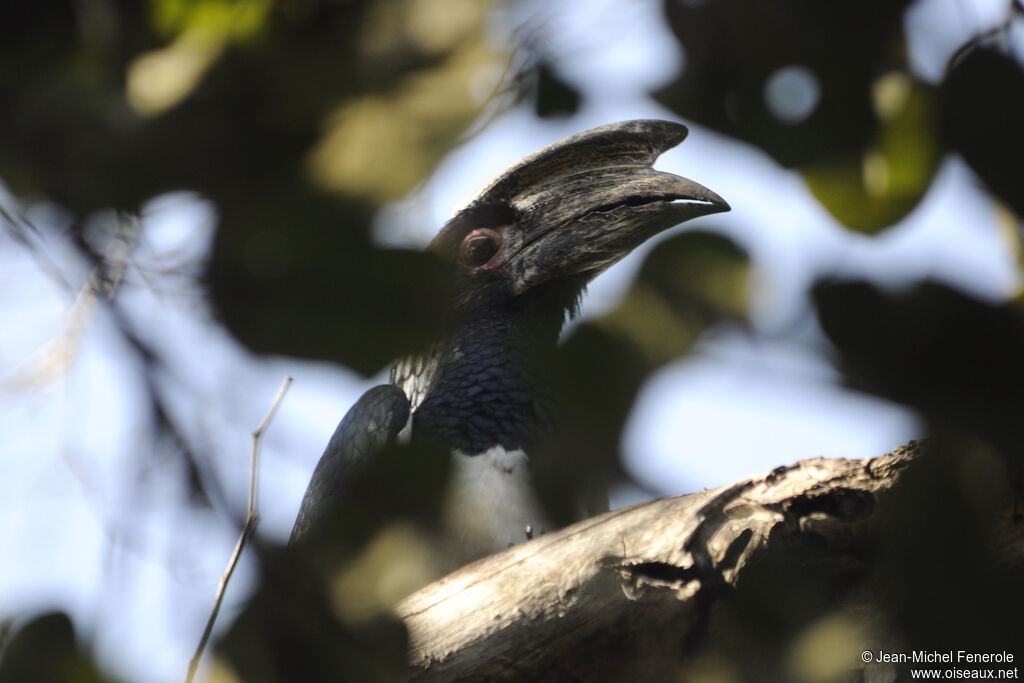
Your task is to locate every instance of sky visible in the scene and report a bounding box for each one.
[0,0,1021,681]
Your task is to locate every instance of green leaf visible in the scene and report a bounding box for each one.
[803,73,941,234]
[0,613,115,683]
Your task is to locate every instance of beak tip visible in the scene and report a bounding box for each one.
[683,183,730,218]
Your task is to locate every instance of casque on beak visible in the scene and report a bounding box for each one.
[466,120,729,295]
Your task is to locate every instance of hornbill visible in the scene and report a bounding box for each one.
[290,119,729,563]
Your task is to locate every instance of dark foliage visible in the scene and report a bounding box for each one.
[814,281,1024,457]
[0,613,114,683]
[655,0,912,166]
[941,46,1024,216]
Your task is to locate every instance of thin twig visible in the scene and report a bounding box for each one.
[945,0,1024,73]
[186,375,294,683]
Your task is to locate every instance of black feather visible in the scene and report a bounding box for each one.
[290,384,409,542]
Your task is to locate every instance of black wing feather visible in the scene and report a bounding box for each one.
[290,384,410,543]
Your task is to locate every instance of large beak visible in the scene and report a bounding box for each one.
[471,119,729,295]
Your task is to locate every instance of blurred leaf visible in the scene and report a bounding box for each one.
[813,280,1024,457]
[803,73,940,233]
[329,523,442,624]
[126,29,227,116]
[533,61,581,119]
[538,324,647,524]
[812,278,1024,652]
[208,190,455,374]
[785,613,869,683]
[193,0,500,372]
[535,231,748,519]
[655,0,911,167]
[148,0,274,43]
[219,551,411,683]
[868,437,1021,652]
[941,45,1024,217]
[0,0,505,373]
[296,440,450,569]
[0,612,115,683]
[707,532,867,682]
[600,231,749,366]
[221,440,450,683]
[129,0,275,115]
[309,1,502,202]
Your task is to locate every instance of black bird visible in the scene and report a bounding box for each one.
[290,120,729,562]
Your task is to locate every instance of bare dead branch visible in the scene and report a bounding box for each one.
[396,443,942,681]
[186,375,294,683]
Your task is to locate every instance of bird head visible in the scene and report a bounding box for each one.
[430,120,729,321]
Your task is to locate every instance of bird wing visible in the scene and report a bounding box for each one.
[289,383,410,543]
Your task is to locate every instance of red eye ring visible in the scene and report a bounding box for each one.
[460,228,506,269]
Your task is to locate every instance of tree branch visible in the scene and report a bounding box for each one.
[396,442,931,680]
[186,375,293,683]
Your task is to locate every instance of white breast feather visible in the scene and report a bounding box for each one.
[444,446,549,559]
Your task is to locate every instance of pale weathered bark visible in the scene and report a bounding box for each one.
[396,442,926,681]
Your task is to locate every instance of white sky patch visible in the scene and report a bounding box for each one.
[623,331,923,495]
[522,0,684,98]
[905,0,1017,82]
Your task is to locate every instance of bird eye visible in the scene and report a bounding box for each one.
[460,230,501,268]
